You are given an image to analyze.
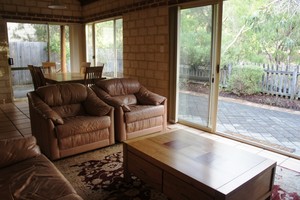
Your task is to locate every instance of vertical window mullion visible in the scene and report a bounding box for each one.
[47,24,50,61]
[113,19,117,77]
[92,23,96,66]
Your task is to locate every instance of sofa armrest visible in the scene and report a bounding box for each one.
[0,136,41,168]
[27,92,64,125]
[83,88,112,116]
[91,85,130,111]
[136,86,166,105]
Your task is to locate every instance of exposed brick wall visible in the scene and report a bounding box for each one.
[82,0,167,23]
[0,18,12,103]
[0,0,82,23]
[123,7,169,98]
[82,0,170,98]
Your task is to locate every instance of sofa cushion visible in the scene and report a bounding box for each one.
[56,116,111,139]
[0,136,41,168]
[124,105,165,123]
[83,89,111,116]
[52,104,86,118]
[136,86,166,105]
[0,155,82,200]
[36,83,87,107]
[96,78,141,96]
[113,94,137,106]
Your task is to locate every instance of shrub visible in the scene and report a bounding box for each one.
[226,65,264,95]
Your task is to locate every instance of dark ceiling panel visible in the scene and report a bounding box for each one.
[78,0,99,6]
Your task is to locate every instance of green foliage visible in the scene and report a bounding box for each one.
[180,6,212,69]
[226,65,264,95]
[222,0,300,66]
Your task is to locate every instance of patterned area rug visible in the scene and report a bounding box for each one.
[272,166,300,200]
[54,144,300,200]
[54,144,167,200]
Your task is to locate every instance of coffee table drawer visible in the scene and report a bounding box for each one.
[127,152,163,191]
[163,172,213,200]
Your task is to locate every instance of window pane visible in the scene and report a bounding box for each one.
[95,21,114,76]
[65,26,70,72]
[49,25,61,71]
[86,24,94,65]
[8,22,48,67]
[116,19,123,77]
[94,19,123,78]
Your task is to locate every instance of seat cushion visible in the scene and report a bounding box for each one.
[56,116,111,139]
[113,95,137,106]
[52,104,86,118]
[0,155,82,200]
[124,105,165,123]
[0,136,40,168]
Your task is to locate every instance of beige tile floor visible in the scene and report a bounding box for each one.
[1,100,299,173]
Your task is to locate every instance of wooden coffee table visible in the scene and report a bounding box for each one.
[123,129,276,200]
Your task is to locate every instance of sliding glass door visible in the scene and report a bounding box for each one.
[174,2,223,131]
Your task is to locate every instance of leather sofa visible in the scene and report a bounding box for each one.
[0,136,82,200]
[27,83,115,160]
[91,78,167,142]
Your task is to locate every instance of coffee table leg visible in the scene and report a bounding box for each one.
[123,143,131,182]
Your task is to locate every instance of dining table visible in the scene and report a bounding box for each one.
[44,72,105,84]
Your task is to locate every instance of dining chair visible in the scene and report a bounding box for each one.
[80,62,91,74]
[28,65,47,90]
[84,66,104,86]
[42,62,56,74]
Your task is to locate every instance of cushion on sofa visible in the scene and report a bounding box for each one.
[36,83,87,106]
[83,89,112,116]
[124,105,165,123]
[52,104,86,118]
[113,94,137,106]
[96,78,141,96]
[136,86,166,105]
[0,155,82,200]
[55,115,111,139]
[0,136,40,168]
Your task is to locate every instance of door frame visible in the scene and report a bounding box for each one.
[168,0,223,133]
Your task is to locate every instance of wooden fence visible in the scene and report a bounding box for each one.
[10,42,48,85]
[179,65,211,82]
[261,64,300,99]
[181,64,300,100]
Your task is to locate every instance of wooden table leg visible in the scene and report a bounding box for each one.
[123,143,131,182]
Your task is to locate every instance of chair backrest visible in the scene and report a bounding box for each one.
[84,66,104,86]
[35,83,88,117]
[28,65,47,90]
[80,62,91,74]
[42,62,56,74]
[95,78,141,96]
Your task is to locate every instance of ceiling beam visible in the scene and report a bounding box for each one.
[79,0,98,6]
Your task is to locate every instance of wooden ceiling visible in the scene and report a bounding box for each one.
[78,0,99,6]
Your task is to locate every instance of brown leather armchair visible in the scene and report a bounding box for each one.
[27,83,114,160]
[91,78,167,142]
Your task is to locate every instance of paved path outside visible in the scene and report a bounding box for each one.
[179,92,300,157]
